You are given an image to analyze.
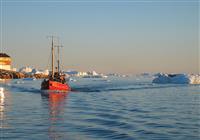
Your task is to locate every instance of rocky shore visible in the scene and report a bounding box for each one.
[0,69,48,79]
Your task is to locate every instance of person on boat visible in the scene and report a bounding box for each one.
[60,75,66,84]
[53,67,59,81]
[52,67,66,84]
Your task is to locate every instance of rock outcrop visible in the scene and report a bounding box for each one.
[0,69,48,79]
[0,69,25,79]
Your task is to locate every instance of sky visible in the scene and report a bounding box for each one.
[0,0,199,74]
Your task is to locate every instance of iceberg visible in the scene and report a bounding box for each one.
[19,66,32,73]
[18,67,49,76]
[153,73,200,84]
[65,70,78,76]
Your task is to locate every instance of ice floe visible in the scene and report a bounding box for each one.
[153,73,200,84]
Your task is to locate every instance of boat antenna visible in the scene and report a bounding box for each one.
[55,45,63,73]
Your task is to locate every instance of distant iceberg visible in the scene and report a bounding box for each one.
[18,66,49,75]
[65,70,78,76]
[31,69,49,75]
[19,66,33,73]
[152,73,200,84]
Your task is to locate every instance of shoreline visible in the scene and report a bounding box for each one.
[0,69,48,79]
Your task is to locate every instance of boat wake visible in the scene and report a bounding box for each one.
[7,85,41,93]
[1,78,197,94]
[71,84,190,93]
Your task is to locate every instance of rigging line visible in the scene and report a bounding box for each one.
[54,51,58,69]
[60,47,64,72]
[45,50,51,70]
[60,43,64,72]
[54,46,59,69]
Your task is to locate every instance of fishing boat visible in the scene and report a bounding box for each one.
[41,36,71,91]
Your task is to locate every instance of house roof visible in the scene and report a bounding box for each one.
[0,53,10,58]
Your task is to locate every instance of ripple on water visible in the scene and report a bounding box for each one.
[1,78,200,140]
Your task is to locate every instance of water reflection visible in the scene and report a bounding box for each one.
[0,87,5,129]
[0,87,11,129]
[42,92,69,140]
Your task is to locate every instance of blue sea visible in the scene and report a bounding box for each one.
[0,76,200,140]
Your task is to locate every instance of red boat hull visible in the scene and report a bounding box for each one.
[41,80,71,91]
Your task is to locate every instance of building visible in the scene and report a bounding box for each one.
[0,53,11,71]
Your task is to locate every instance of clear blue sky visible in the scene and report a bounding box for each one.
[0,0,199,74]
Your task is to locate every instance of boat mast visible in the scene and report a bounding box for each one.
[47,35,59,78]
[51,38,54,78]
[57,46,60,73]
[55,45,63,73]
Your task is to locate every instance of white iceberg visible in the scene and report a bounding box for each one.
[153,73,200,84]
[31,69,49,75]
[82,71,107,78]
[66,70,78,76]
[43,69,49,75]
[19,67,49,76]
[19,66,32,73]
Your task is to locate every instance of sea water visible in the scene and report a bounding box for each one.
[0,76,199,140]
